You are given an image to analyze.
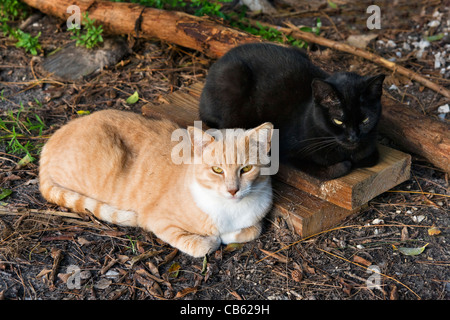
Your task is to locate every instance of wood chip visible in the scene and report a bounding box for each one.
[352,255,372,267]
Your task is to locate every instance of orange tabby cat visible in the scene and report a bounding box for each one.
[39,110,274,257]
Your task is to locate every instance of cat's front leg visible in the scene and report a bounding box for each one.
[220,222,262,244]
[352,147,379,169]
[294,159,352,180]
[153,224,221,258]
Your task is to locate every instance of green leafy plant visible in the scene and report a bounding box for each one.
[131,0,186,9]
[13,29,42,55]
[121,0,231,18]
[1,1,40,55]
[191,0,232,18]
[0,105,46,163]
[0,0,28,21]
[233,17,321,49]
[69,12,104,49]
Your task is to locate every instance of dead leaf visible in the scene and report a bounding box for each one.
[77,237,91,246]
[159,249,178,266]
[135,272,154,288]
[130,249,163,267]
[214,249,223,260]
[390,285,399,300]
[136,241,146,254]
[291,269,303,282]
[94,278,112,290]
[149,282,163,297]
[401,226,409,241]
[117,254,130,264]
[168,262,181,278]
[428,225,441,236]
[175,287,197,299]
[36,268,52,279]
[259,249,288,263]
[393,243,429,256]
[347,34,378,49]
[57,272,71,284]
[146,261,160,277]
[224,242,244,252]
[16,154,33,169]
[338,277,353,296]
[228,290,243,300]
[352,255,372,267]
[201,255,208,274]
[304,265,316,274]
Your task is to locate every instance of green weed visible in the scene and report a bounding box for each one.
[69,12,104,49]
[191,0,232,18]
[13,29,42,55]
[0,105,46,164]
[1,0,41,55]
[233,18,321,48]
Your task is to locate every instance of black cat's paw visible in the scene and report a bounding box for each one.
[291,159,352,180]
[353,148,379,168]
[331,160,352,178]
[316,160,352,180]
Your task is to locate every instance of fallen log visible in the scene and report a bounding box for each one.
[380,97,450,173]
[22,0,450,173]
[21,0,262,59]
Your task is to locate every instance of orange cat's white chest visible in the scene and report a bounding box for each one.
[189,178,272,237]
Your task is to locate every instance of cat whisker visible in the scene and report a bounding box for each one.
[296,136,336,143]
[298,140,338,157]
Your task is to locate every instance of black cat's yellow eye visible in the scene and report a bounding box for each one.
[333,119,343,125]
[212,166,223,174]
[241,165,253,174]
[362,117,370,124]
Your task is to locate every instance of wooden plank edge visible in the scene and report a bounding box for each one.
[270,180,363,238]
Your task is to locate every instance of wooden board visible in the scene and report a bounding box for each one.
[277,144,411,210]
[270,180,363,237]
[141,82,411,238]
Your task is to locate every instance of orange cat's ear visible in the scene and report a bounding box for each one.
[187,125,215,157]
[247,122,274,154]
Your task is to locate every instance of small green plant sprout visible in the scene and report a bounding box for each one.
[69,12,104,49]
[13,29,42,55]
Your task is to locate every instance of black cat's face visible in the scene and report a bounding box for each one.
[311,73,385,150]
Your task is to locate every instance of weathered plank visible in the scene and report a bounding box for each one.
[277,144,411,210]
[270,180,362,238]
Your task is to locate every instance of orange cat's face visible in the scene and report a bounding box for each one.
[187,123,273,201]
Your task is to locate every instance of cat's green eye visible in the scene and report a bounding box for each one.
[333,119,343,125]
[362,117,370,124]
[241,165,253,174]
[212,166,223,174]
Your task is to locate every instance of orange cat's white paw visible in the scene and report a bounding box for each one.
[220,224,262,244]
[220,230,241,244]
[189,235,221,258]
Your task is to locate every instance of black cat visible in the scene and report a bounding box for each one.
[199,43,385,180]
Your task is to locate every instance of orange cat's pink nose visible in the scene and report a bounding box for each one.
[228,188,239,196]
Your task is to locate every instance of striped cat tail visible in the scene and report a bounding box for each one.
[39,168,137,227]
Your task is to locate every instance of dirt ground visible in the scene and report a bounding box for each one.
[0,0,449,302]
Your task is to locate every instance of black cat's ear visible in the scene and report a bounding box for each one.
[365,74,385,98]
[311,79,341,109]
